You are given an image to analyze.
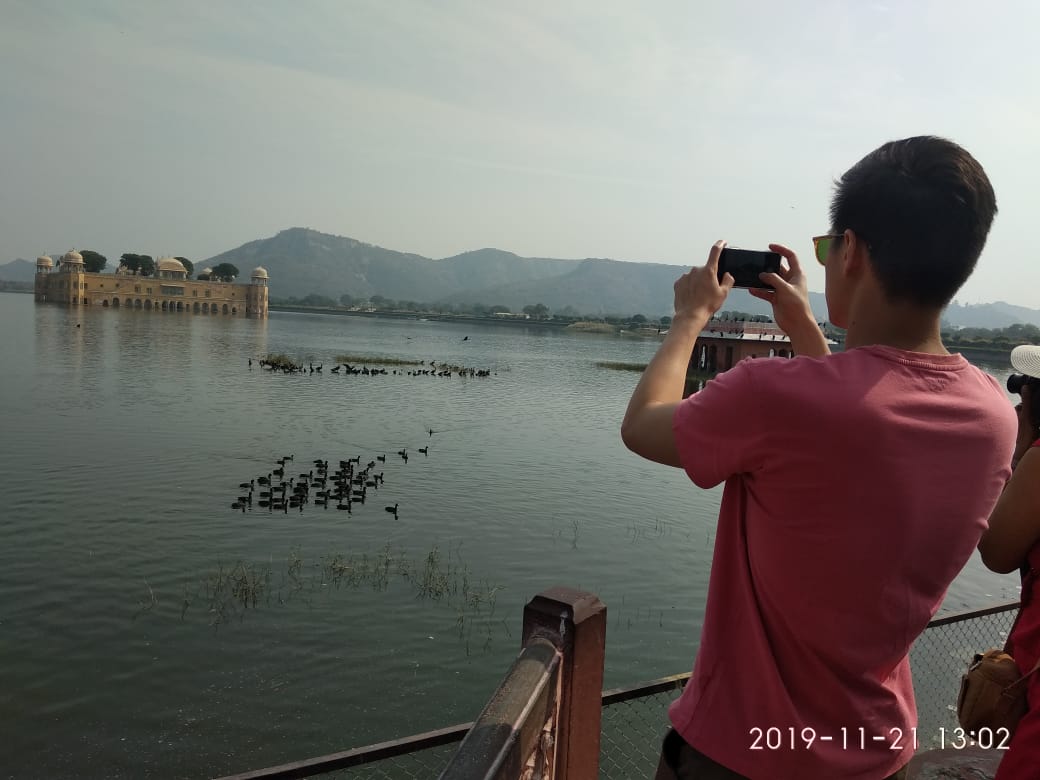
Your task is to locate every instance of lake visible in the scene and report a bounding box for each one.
[0,292,1023,778]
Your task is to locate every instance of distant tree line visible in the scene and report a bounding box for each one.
[942,322,1040,351]
[0,279,34,293]
[266,294,775,329]
[269,294,581,320]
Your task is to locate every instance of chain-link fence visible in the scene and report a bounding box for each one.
[231,602,1019,779]
[599,677,685,779]
[909,604,1018,751]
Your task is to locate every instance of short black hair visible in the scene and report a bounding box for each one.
[829,136,997,308]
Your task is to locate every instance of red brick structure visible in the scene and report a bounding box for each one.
[690,320,800,374]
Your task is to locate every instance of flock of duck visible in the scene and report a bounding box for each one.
[251,358,494,378]
[230,447,432,519]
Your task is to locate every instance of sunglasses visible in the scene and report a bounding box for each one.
[812,234,842,266]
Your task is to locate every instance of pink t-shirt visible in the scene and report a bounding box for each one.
[671,345,1016,780]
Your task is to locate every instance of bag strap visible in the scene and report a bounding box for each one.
[1004,656,1040,696]
[1002,565,1039,654]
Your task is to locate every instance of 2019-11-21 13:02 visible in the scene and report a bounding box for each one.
[748,725,1011,752]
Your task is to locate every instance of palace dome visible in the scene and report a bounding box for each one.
[251,266,269,279]
[156,257,187,273]
[202,267,213,275]
[62,250,84,264]
[37,255,53,267]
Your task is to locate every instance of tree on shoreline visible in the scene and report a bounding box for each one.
[523,303,550,319]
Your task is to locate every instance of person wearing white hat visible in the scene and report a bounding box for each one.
[978,344,1040,779]
[624,136,1017,780]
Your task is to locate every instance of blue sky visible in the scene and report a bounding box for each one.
[2,1,1038,307]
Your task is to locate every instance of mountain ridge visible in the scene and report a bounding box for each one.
[3,227,1038,328]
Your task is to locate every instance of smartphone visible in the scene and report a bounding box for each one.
[717,248,782,289]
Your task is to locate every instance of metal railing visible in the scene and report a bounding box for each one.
[439,637,561,779]
[438,587,607,779]
[217,598,1020,780]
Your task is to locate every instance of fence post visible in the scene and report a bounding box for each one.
[522,586,606,780]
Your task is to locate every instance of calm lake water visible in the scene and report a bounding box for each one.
[0,292,1023,778]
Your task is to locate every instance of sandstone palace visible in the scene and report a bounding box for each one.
[34,251,269,319]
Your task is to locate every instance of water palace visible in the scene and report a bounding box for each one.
[33,251,269,319]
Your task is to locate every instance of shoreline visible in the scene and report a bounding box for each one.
[269,304,576,330]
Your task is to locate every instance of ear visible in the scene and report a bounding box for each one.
[841,229,869,279]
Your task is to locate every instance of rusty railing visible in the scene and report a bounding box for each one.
[438,586,607,780]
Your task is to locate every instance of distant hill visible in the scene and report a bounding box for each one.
[4,227,1039,327]
[0,255,111,283]
[0,259,37,283]
[941,301,1040,329]
[201,228,583,305]
[200,228,802,317]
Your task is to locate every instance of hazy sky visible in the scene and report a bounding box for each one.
[2,1,1038,306]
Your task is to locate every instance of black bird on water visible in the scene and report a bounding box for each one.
[385,503,398,517]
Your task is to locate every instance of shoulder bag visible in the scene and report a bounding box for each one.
[957,567,1040,736]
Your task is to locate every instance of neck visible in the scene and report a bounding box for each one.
[842,289,948,354]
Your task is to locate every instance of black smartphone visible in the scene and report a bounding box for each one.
[717,248,782,289]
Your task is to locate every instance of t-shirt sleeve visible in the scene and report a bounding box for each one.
[672,359,766,489]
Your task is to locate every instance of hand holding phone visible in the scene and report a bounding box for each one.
[716,248,782,290]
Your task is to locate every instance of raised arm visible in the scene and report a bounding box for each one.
[979,386,1040,573]
[750,243,829,358]
[621,241,733,466]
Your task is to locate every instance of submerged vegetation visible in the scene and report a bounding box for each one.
[335,354,423,366]
[166,542,507,654]
[595,361,648,372]
[568,321,619,334]
[261,353,300,370]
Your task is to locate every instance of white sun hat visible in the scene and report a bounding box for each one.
[1010,344,1040,379]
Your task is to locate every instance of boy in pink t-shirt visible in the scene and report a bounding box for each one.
[622,136,1016,779]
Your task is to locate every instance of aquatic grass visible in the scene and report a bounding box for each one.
[595,361,647,372]
[197,559,275,625]
[335,354,422,366]
[262,353,300,370]
[132,580,158,621]
[172,541,508,648]
[568,322,618,333]
[334,355,498,374]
